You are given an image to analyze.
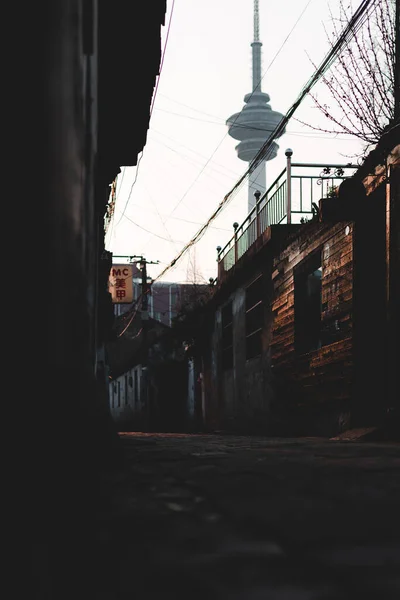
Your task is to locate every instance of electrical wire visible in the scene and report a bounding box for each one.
[122,212,185,243]
[150,136,246,185]
[164,214,231,232]
[150,0,176,117]
[115,151,144,227]
[152,108,359,139]
[114,0,315,244]
[142,182,182,252]
[153,0,378,283]
[159,0,315,223]
[150,128,243,175]
[106,168,125,243]
[116,166,126,195]
[157,91,230,121]
[117,307,140,337]
[263,0,313,75]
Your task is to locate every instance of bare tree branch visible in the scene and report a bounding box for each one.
[303,0,395,155]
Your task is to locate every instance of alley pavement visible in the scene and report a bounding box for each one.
[44,433,400,599]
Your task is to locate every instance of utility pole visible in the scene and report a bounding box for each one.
[111,254,158,312]
[136,256,159,317]
[137,256,159,430]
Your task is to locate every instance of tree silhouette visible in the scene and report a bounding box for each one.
[298,0,396,154]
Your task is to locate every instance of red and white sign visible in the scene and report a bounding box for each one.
[108,264,134,304]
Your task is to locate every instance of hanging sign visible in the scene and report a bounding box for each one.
[108,264,134,303]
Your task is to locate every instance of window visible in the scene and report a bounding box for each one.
[294,251,322,354]
[221,302,233,370]
[245,276,263,359]
[117,381,121,407]
[125,375,128,405]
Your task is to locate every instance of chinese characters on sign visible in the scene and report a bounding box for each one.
[108,264,134,303]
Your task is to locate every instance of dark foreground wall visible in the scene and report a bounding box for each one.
[10,2,166,595]
[29,0,165,483]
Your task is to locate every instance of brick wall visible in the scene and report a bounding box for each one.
[270,221,354,435]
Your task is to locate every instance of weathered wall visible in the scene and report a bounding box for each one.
[109,338,189,433]
[352,170,389,426]
[202,141,399,438]
[211,256,275,433]
[20,1,167,595]
[270,221,354,436]
[353,143,400,430]
[39,0,120,478]
[109,365,145,429]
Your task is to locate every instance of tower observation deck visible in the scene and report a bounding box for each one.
[226,0,284,213]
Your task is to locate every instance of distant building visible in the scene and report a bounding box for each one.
[107,308,189,432]
[114,262,208,327]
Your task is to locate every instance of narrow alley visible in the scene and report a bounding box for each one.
[26,2,400,598]
[84,432,400,599]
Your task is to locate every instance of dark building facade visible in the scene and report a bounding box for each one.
[35,0,166,459]
[19,2,167,595]
[107,309,189,433]
[190,135,399,438]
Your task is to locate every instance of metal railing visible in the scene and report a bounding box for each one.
[217,153,357,274]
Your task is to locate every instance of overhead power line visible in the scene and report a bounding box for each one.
[160,0,314,224]
[152,109,358,140]
[150,136,245,184]
[114,0,312,239]
[114,152,144,227]
[151,128,243,177]
[150,0,176,116]
[116,166,126,195]
[122,212,185,243]
[153,0,378,283]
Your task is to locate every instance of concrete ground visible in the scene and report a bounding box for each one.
[33,433,400,599]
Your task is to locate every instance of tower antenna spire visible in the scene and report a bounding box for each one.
[254,0,259,42]
[226,0,285,213]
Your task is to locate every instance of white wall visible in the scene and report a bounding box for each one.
[109,365,142,424]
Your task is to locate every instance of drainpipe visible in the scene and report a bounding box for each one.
[285,148,293,225]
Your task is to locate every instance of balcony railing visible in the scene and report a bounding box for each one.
[217,154,357,274]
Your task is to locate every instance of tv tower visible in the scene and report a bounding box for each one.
[226,0,284,213]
